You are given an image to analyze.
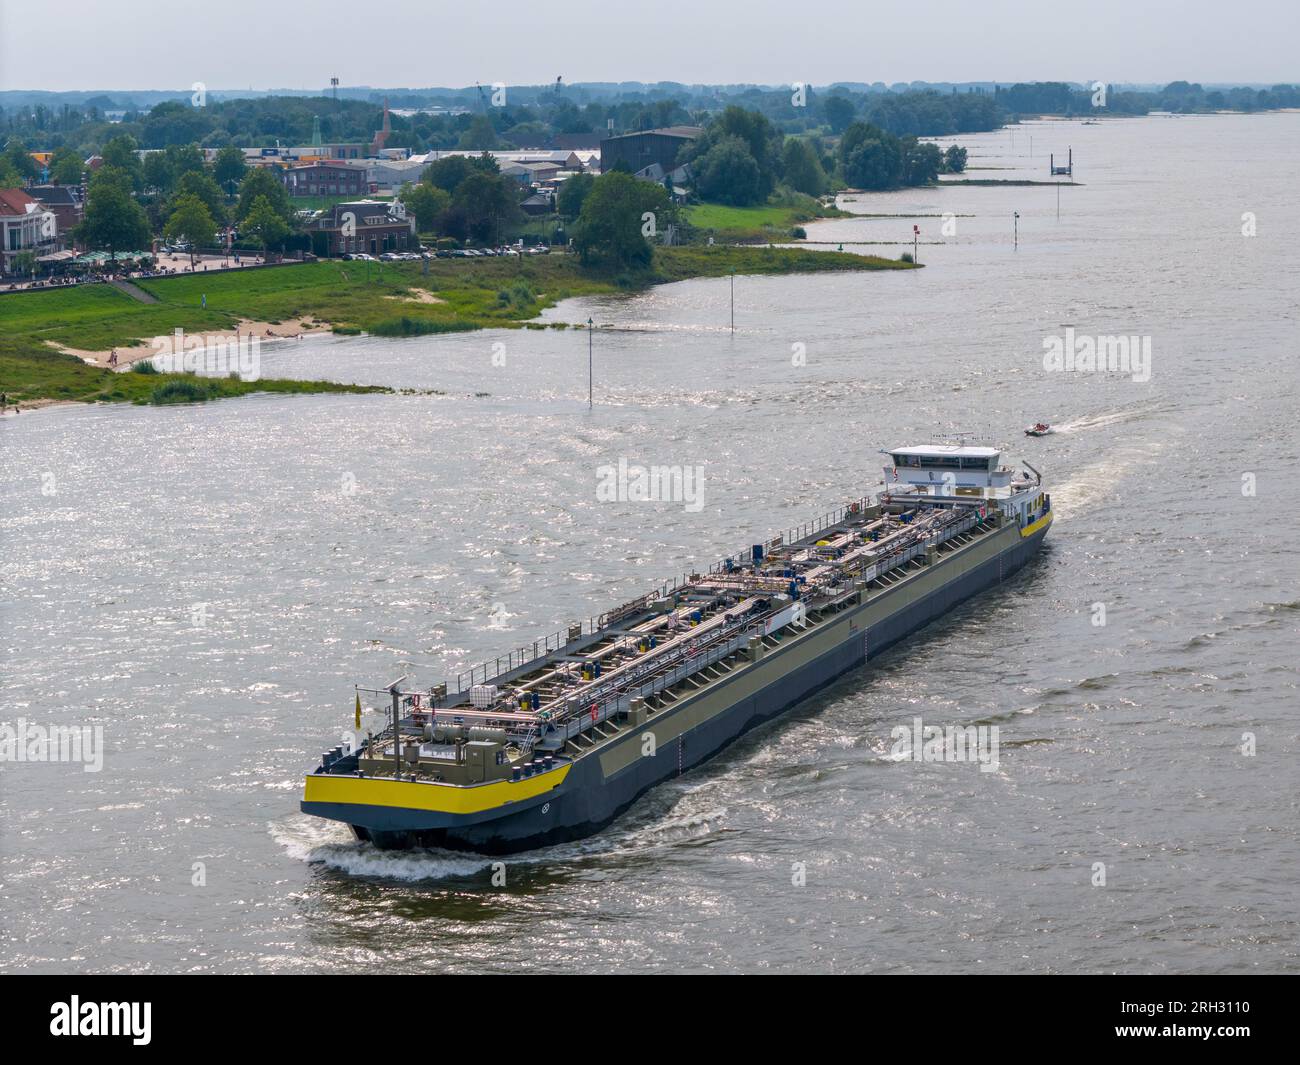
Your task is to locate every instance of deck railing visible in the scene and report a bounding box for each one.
[450,496,971,697]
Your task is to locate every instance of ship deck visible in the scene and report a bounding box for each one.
[327,490,1026,785]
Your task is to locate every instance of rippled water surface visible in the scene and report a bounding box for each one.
[2,115,1297,973]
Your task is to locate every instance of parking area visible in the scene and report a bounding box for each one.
[345,246,554,263]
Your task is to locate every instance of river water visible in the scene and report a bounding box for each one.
[2,114,1297,974]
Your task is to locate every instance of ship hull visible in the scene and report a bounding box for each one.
[306,519,1051,854]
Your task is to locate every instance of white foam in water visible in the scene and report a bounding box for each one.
[312,843,496,882]
[1049,404,1155,435]
[269,788,730,882]
[270,815,496,880]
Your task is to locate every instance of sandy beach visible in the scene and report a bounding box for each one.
[54,318,332,369]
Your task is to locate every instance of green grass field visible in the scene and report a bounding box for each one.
[0,246,912,406]
[0,333,387,407]
[684,195,848,242]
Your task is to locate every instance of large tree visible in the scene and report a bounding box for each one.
[555,171,594,222]
[682,105,781,202]
[780,137,827,196]
[423,154,475,194]
[240,195,289,257]
[100,134,144,191]
[143,151,174,195]
[902,140,943,186]
[692,135,763,206]
[571,171,673,268]
[171,170,227,226]
[452,171,518,245]
[163,193,217,270]
[78,167,152,262]
[423,152,498,195]
[2,139,39,181]
[212,145,246,195]
[235,167,293,225]
[839,121,904,190]
[398,181,450,234]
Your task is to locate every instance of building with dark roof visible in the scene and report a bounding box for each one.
[307,199,416,257]
[599,127,702,175]
[25,184,84,236]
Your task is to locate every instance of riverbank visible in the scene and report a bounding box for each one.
[1,246,914,407]
[683,199,850,242]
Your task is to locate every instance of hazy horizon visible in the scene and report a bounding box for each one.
[1,0,1295,93]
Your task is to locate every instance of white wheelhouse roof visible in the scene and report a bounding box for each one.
[888,445,1000,459]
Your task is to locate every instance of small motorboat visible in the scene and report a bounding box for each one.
[1024,423,1055,437]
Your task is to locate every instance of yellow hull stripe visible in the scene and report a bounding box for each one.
[303,763,570,815]
[1021,511,1053,538]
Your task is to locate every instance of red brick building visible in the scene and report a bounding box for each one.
[308,200,416,257]
[26,185,84,236]
[281,162,368,198]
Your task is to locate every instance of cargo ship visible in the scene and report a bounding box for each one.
[301,443,1053,853]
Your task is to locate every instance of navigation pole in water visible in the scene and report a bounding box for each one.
[587,316,593,409]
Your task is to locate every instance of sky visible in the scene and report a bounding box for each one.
[1,0,1295,92]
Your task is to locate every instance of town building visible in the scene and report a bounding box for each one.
[416,149,589,172]
[307,199,416,257]
[366,157,430,193]
[599,127,701,175]
[500,159,564,185]
[0,188,60,275]
[25,184,84,235]
[519,190,555,216]
[285,143,368,161]
[281,162,369,198]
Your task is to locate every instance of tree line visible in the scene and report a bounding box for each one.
[642,105,968,206]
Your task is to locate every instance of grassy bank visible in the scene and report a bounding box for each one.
[0,333,390,407]
[684,195,848,243]
[1,246,912,406]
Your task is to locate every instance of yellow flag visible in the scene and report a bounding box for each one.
[354,691,362,730]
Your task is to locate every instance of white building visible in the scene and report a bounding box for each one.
[0,188,58,276]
